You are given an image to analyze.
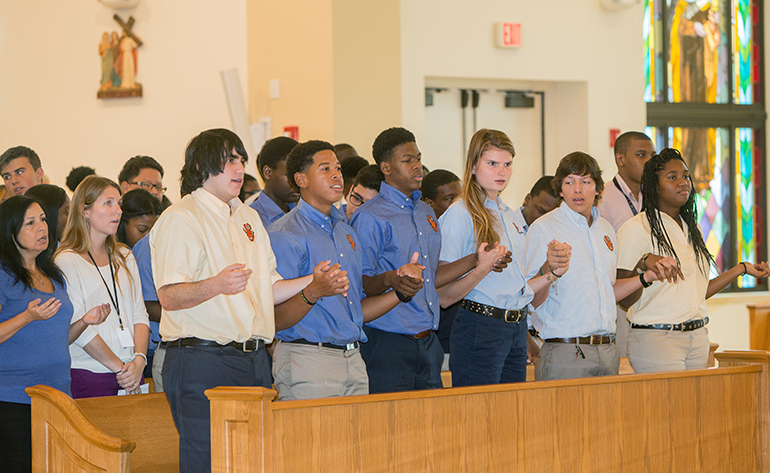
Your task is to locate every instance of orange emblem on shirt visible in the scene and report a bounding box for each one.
[243,223,255,242]
[427,215,439,232]
[604,235,614,251]
[347,234,356,251]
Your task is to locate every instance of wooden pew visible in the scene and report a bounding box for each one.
[748,303,770,352]
[207,350,770,473]
[26,386,178,473]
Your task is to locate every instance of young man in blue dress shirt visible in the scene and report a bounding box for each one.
[267,140,423,400]
[351,127,494,393]
[249,136,300,227]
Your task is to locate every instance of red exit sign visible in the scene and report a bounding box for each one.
[495,22,521,48]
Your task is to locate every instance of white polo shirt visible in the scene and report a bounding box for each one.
[524,202,618,339]
[616,211,709,325]
[150,187,282,345]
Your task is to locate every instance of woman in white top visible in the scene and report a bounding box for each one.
[617,149,770,373]
[56,176,150,397]
[438,129,571,386]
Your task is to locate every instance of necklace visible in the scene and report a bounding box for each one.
[30,270,44,287]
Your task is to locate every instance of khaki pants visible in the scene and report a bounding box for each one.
[628,326,709,373]
[272,341,368,401]
[535,341,620,381]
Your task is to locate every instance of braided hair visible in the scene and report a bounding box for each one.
[640,148,714,276]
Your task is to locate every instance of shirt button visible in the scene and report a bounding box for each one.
[424,254,427,258]
[429,302,433,305]
[419,232,422,235]
[340,253,344,257]
[426,279,430,283]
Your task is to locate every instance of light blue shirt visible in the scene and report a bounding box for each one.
[512,206,529,235]
[249,191,296,229]
[523,201,617,339]
[350,182,441,335]
[132,235,160,348]
[268,199,366,344]
[438,197,533,310]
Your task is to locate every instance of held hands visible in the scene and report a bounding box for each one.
[546,240,572,277]
[80,303,111,326]
[390,252,424,297]
[476,242,509,277]
[644,255,684,283]
[116,356,145,394]
[216,263,253,295]
[24,297,62,322]
[308,260,349,299]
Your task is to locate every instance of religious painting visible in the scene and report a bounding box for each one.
[98,14,143,99]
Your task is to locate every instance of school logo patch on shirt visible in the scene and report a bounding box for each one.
[427,215,439,232]
[243,223,255,242]
[604,235,614,251]
[346,234,356,251]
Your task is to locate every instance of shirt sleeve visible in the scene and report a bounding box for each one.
[132,237,158,302]
[126,252,150,328]
[56,253,98,348]
[351,210,385,277]
[616,218,650,271]
[438,202,474,264]
[523,222,551,280]
[151,211,205,288]
[267,230,306,280]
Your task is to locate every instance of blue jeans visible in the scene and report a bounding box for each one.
[361,326,444,393]
[449,307,528,386]
[163,344,271,473]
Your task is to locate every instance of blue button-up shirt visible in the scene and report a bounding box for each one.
[523,202,618,339]
[268,199,366,344]
[249,191,296,229]
[439,197,533,310]
[350,182,441,335]
[132,235,160,348]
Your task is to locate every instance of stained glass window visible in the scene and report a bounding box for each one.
[645,0,766,291]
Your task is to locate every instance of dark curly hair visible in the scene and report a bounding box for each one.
[372,127,416,165]
[286,140,335,192]
[641,148,714,276]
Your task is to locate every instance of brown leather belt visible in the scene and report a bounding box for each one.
[413,330,432,339]
[461,299,527,323]
[545,334,616,345]
[166,337,264,352]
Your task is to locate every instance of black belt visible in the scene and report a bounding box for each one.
[461,299,527,323]
[286,338,360,351]
[631,317,709,332]
[166,337,264,352]
[545,334,616,345]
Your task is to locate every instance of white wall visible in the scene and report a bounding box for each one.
[0,0,249,199]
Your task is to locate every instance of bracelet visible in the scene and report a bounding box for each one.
[538,267,544,276]
[395,291,413,303]
[741,262,748,276]
[133,352,148,366]
[550,269,562,279]
[300,288,316,306]
[639,272,653,288]
[305,286,320,303]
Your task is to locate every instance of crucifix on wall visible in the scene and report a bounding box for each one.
[97,14,143,99]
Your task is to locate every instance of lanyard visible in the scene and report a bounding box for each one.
[613,177,639,217]
[87,251,123,330]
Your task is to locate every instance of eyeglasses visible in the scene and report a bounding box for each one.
[348,191,367,207]
[129,181,167,193]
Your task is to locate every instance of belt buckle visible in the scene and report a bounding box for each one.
[589,334,601,345]
[345,342,356,351]
[504,310,520,323]
[242,339,258,352]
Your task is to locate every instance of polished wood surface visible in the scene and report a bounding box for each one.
[207,351,770,473]
[26,386,178,473]
[748,303,770,351]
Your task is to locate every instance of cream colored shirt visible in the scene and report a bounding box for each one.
[598,173,642,233]
[150,188,281,344]
[57,247,150,373]
[616,211,709,325]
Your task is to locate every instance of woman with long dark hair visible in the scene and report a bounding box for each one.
[117,188,162,248]
[56,175,150,397]
[617,148,770,372]
[25,184,70,248]
[0,196,108,472]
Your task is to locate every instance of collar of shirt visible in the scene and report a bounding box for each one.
[252,191,296,223]
[557,200,601,228]
[296,198,346,232]
[379,182,422,210]
[513,206,529,235]
[192,187,243,218]
[614,173,641,204]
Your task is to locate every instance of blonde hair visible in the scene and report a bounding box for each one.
[461,129,515,246]
[57,175,132,290]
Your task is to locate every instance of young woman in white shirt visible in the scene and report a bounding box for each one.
[56,175,150,397]
[617,148,770,372]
